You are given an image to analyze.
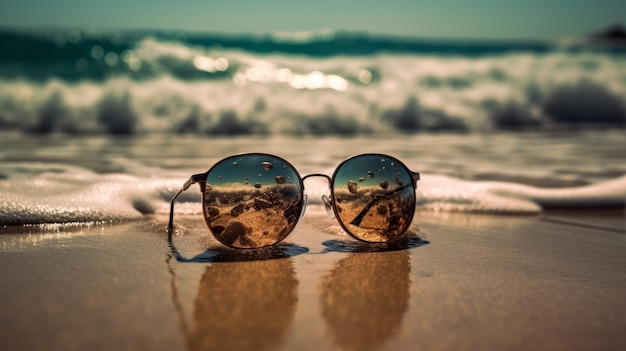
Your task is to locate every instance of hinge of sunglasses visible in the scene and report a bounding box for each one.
[168,173,207,233]
[411,172,421,186]
[182,173,208,192]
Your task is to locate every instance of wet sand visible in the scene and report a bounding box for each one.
[1,208,625,351]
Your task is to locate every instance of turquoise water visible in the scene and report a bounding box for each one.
[1,28,625,135]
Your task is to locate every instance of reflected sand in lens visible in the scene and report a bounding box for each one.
[334,185,416,242]
[319,250,411,351]
[187,259,298,351]
[205,186,303,248]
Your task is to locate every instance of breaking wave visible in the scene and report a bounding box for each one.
[1,29,625,135]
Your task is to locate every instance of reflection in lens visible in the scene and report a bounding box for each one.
[189,259,298,351]
[332,155,416,242]
[203,154,304,248]
[320,251,410,351]
[262,162,273,171]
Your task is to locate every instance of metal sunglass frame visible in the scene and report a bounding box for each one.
[168,153,420,248]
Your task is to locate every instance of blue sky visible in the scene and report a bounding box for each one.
[1,0,624,39]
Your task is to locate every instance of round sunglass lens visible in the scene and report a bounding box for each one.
[203,154,304,248]
[331,155,416,242]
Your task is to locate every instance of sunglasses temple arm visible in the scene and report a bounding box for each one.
[167,175,204,233]
[167,188,185,234]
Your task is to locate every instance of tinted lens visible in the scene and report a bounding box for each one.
[203,154,304,248]
[331,154,416,242]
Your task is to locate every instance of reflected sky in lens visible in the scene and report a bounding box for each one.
[207,154,300,188]
[333,155,413,192]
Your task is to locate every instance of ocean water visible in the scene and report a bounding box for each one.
[0,28,625,226]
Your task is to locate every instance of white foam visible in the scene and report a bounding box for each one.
[1,43,625,135]
[419,174,626,214]
[0,164,181,225]
[1,165,623,226]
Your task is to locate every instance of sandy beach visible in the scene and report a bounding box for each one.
[1,208,624,351]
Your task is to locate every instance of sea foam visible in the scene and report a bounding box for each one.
[1,35,625,135]
[1,164,624,226]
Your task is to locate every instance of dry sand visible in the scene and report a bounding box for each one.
[1,208,625,351]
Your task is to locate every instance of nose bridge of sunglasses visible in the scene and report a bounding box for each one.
[302,173,334,217]
[302,174,332,195]
[302,173,332,183]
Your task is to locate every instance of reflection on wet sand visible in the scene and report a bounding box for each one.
[187,258,298,351]
[320,250,411,351]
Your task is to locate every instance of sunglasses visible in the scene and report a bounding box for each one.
[168,153,420,249]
